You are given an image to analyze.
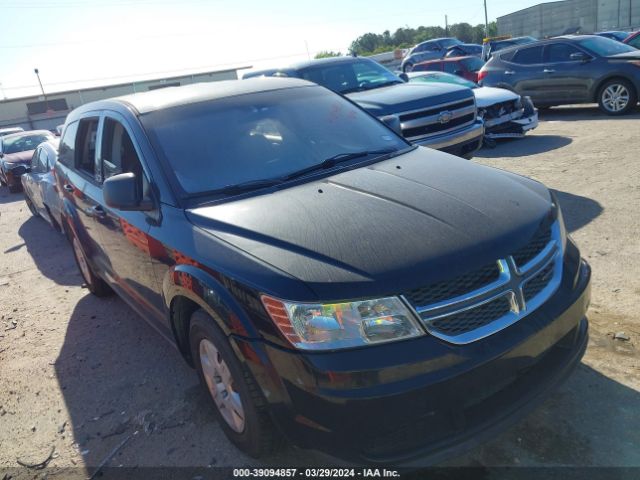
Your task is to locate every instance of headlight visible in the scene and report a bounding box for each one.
[261,295,423,350]
[550,190,567,251]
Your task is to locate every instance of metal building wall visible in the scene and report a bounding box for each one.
[498,0,640,37]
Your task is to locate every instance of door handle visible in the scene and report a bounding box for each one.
[87,205,106,218]
[543,69,555,73]
[504,70,516,75]
[63,184,74,193]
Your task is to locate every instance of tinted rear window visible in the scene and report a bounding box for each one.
[140,86,406,196]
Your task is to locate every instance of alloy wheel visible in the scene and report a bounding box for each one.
[199,339,245,433]
[602,84,630,113]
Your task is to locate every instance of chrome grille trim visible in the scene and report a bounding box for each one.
[400,105,476,130]
[395,97,477,142]
[403,222,563,345]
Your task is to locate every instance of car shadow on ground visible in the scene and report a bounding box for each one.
[538,105,640,122]
[15,215,80,285]
[476,135,573,158]
[551,189,603,234]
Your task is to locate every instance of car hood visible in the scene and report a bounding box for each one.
[2,150,33,164]
[346,82,473,116]
[474,87,519,108]
[609,51,640,59]
[187,148,552,301]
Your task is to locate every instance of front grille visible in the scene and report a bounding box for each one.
[396,98,476,141]
[403,113,475,138]
[403,262,500,306]
[523,261,554,302]
[512,223,552,268]
[428,296,512,337]
[402,221,561,344]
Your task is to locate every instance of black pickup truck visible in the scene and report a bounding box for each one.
[244,56,485,158]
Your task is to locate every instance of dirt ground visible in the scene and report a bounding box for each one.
[1,105,639,478]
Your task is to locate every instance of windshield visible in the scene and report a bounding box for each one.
[141,86,407,196]
[460,57,485,72]
[2,133,52,154]
[440,38,463,48]
[578,36,636,56]
[410,72,477,89]
[298,59,401,94]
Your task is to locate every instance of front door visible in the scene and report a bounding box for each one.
[540,43,594,103]
[92,113,164,323]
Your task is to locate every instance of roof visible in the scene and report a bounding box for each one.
[107,77,316,114]
[1,130,54,141]
[287,56,367,70]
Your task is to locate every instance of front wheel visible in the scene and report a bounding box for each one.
[190,310,282,457]
[403,63,414,73]
[598,79,637,115]
[24,195,39,217]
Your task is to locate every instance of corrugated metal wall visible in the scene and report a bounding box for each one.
[498,0,640,37]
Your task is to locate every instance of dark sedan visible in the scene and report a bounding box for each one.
[478,35,640,114]
[55,78,590,465]
[0,130,55,192]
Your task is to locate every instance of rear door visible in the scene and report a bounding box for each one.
[502,45,547,101]
[540,42,593,103]
[57,116,109,271]
[92,113,164,321]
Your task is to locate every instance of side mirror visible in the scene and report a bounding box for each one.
[380,115,403,136]
[398,72,409,82]
[570,52,591,62]
[103,172,153,211]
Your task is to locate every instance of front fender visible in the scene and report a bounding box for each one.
[162,263,261,339]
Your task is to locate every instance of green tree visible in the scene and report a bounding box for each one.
[315,51,342,59]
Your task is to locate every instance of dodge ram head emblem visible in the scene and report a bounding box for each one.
[438,111,453,124]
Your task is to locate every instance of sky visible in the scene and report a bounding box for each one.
[0,0,552,99]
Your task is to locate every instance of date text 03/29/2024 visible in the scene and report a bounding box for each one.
[232,469,401,478]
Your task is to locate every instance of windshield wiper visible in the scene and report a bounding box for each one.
[284,149,397,181]
[205,178,285,196]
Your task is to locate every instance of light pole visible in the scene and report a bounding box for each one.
[34,68,49,111]
[484,0,489,37]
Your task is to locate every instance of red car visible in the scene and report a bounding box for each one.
[623,31,640,49]
[412,56,486,83]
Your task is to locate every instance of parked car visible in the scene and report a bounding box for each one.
[0,130,55,192]
[445,43,482,58]
[482,36,537,61]
[407,71,538,143]
[623,30,640,49]
[401,37,463,72]
[243,57,484,158]
[0,127,24,138]
[412,55,486,83]
[21,139,63,231]
[478,35,640,115]
[595,31,630,42]
[56,78,590,465]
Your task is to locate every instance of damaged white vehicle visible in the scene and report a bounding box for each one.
[406,71,538,146]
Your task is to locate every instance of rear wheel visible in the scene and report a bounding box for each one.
[403,63,414,73]
[598,79,637,115]
[24,195,39,217]
[68,228,112,296]
[190,310,283,457]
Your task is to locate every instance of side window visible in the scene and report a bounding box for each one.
[58,121,78,167]
[629,36,640,49]
[75,118,100,178]
[511,46,544,65]
[546,43,581,63]
[101,118,150,198]
[38,149,49,172]
[30,148,40,170]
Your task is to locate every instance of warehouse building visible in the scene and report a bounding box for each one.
[497,0,640,38]
[0,66,248,132]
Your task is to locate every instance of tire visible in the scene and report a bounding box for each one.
[598,78,637,116]
[24,195,39,217]
[189,310,283,457]
[67,226,112,296]
[8,183,20,193]
[403,63,414,73]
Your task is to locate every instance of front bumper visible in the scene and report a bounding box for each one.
[236,244,591,466]
[1,164,29,188]
[412,121,484,158]
[485,110,539,139]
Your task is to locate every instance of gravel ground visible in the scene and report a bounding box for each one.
[0,105,638,478]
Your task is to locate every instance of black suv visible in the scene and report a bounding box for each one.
[478,35,640,115]
[55,78,591,465]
